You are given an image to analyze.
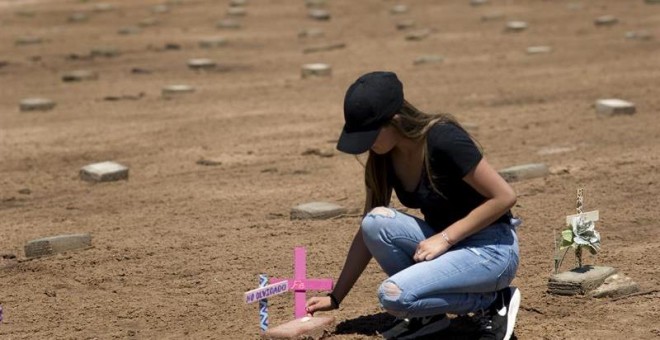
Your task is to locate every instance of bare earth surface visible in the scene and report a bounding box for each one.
[1,0,659,339]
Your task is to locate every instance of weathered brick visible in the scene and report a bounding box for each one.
[590,273,640,298]
[595,99,636,116]
[291,202,347,220]
[80,161,129,182]
[498,163,549,182]
[25,234,92,258]
[548,266,616,295]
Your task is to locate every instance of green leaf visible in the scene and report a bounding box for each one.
[559,238,573,249]
[562,229,574,242]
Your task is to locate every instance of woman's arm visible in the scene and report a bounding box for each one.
[414,158,516,261]
[330,226,373,303]
[331,188,377,302]
[447,157,517,241]
[306,189,375,313]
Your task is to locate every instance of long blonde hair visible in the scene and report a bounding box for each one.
[363,100,476,212]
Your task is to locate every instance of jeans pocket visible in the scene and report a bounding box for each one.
[495,249,518,290]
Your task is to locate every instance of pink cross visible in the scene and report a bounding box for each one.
[271,247,334,319]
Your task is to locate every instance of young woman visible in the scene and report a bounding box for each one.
[306,71,521,340]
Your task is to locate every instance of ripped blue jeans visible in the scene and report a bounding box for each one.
[361,207,519,318]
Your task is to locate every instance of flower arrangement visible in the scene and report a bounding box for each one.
[553,189,601,272]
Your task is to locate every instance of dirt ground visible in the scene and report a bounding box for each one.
[1,0,659,339]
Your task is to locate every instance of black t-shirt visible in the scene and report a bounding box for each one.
[388,123,510,231]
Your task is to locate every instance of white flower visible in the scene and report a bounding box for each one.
[570,215,601,254]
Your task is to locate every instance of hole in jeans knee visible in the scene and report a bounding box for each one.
[369,207,395,218]
[382,281,402,300]
[379,281,407,317]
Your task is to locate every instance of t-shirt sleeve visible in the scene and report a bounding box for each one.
[427,123,482,178]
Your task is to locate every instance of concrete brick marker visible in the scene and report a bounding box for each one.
[161,43,181,51]
[25,234,92,258]
[625,31,652,41]
[594,15,617,26]
[405,29,431,41]
[227,6,247,16]
[230,0,248,6]
[590,273,640,298]
[118,26,141,35]
[152,4,169,14]
[566,2,583,10]
[19,98,56,112]
[162,84,195,98]
[68,12,89,23]
[291,202,347,220]
[199,37,227,48]
[390,4,409,14]
[196,157,222,166]
[93,3,115,12]
[396,20,416,30]
[470,0,488,6]
[505,21,528,32]
[308,9,331,20]
[548,266,616,295]
[498,163,549,182]
[537,146,577,156]
[139,18,159,27]
[80,161,129,182]
[216,19,241,29]
[298,28,325,38]
[526,46,552,54]
[15,36,42,46]
[595,99,636,116]
[91,46,120,58]
[301,63,331,78]
[62,70,98,82]
[187,58,216,70]
[264,316,335,339]
[305,0,326,8]
[155,43,179,51]
[302,148,334,158]
[303,42,345,54]
[481,12,505,22]
[413,55,444,65]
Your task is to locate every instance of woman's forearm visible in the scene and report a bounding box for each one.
[443,194,516,245]
[331,228,373,303]
[440,158,517,245]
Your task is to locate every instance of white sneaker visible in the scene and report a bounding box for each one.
[477,286,521,340]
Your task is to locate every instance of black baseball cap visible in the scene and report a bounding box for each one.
[336,71,404,154]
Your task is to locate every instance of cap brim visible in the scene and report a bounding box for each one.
[336,127,381,155]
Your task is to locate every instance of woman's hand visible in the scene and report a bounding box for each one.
[306,296,335,314]
[414,235,451,262]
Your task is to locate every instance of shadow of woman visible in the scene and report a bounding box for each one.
[333,313,517,339]
[334,312,397,336]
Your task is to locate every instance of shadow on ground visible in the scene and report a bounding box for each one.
[332,313,517,339]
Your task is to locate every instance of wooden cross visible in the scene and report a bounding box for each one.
[565,188,599,226]
[565,188,599,267]
[271,247,334,319]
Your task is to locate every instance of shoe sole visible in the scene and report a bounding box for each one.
[504,287,521,340]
